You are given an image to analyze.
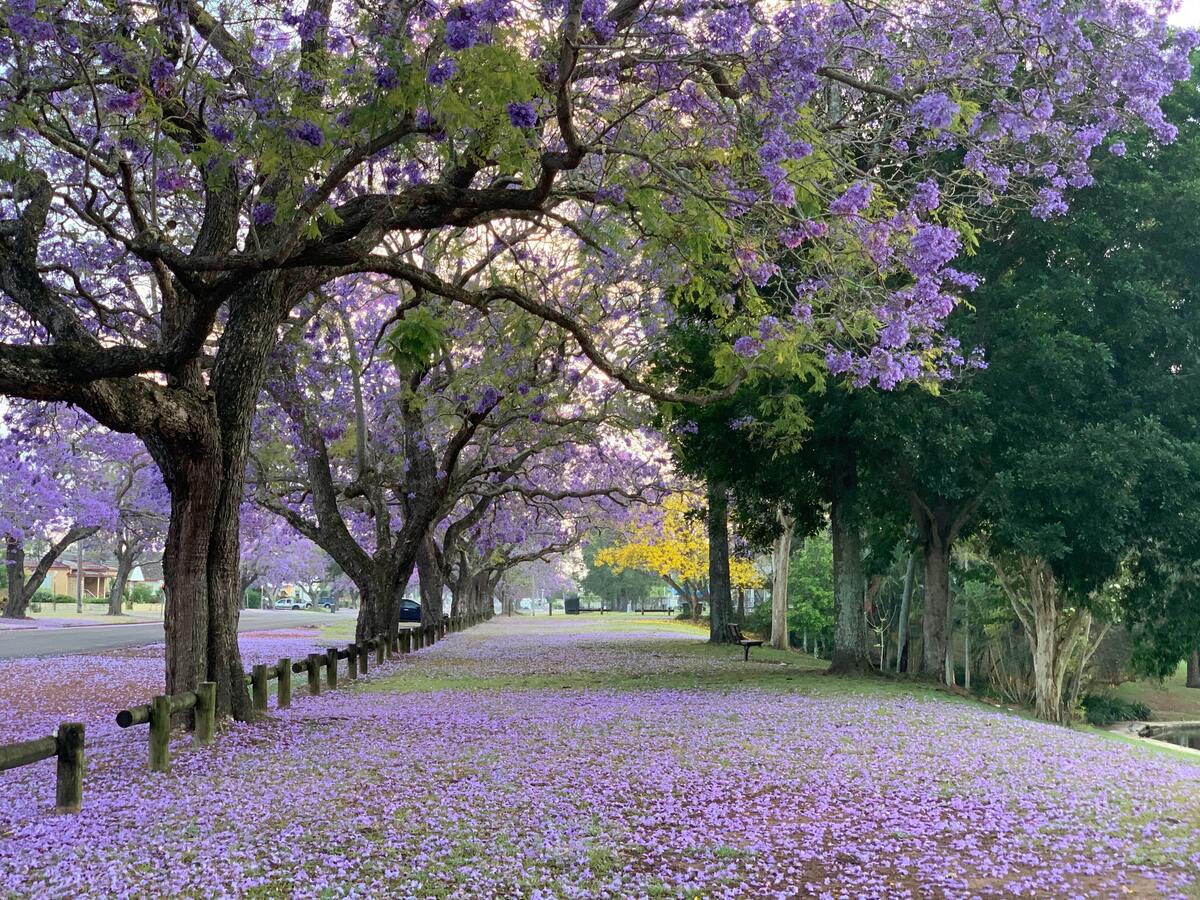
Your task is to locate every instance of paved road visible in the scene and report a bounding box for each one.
[0,610,350,660]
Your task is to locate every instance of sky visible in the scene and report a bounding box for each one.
[1174,1,1200,25]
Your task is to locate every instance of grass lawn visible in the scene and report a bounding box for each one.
[2,615,1199,898]
[1115,663,1200,722]
[22,601,169,623]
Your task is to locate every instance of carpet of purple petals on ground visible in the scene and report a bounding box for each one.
[1,618,1199,899]
[0,629,332,744]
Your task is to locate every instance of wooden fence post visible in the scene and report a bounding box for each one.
[375,636,385,666]
[347,644,359,679]
[360,642,370,675]
[325,648,338,690]
[54,722,84,813]
[251,665,269,713]
[307,654,322,695]
[149,695,171,773]
[389,623,399,654]
[413,627,422,651]
[382,630,392,660]
[399,630,411,654]
[195,682,216,746]
[277,658,291,709]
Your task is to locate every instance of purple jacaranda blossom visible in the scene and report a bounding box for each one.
[289,120,324,147]
[426,57,457,85]
[506,101,537,128]
[912,91,959,129]
[830,181,873,215]
[103,91,140,114]
[373,65,399,89]
[732,335,761,357]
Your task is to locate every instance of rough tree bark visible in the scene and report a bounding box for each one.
[829,444,868,673]
[770,508,794,650]
[3,528,99,619]
[707,480,733,643]
[910,492,980,682]
[1187,648,1200,688]
[417,534,445,627]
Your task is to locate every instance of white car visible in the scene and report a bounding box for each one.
[273,598,297,610]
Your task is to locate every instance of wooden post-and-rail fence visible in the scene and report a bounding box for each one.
[0,612,488,813]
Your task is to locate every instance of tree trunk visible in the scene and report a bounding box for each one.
[770,510,794,650]
[417,535,444,627]
[152,441,223,709]
[829,461,867,673]
[944,582,956,687]
[3,536,27,619]
[964,608,971,693]
[896,552,915,673]
[996,556,1096,724]
[921,539,951,679]
[707,480,733,643]
[106,541,137,616]
[1187,649,1200,688]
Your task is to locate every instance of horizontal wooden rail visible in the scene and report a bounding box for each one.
[0,723,85,812]
[116,690,198,728]
[0,735,56,772]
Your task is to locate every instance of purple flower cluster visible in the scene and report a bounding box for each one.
[444,0,512,51]
[289,121,324,148]
[506,101,537,129]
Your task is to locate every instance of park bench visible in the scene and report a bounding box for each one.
[726,623,764,661]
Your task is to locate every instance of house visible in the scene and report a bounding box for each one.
[43,561,119,598]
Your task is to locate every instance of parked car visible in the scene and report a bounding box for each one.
[292,597,313,610]
[273,598,296,610]
[398,598,421,622]
[318,597,336,611]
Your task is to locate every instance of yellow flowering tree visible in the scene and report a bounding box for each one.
[595,494,763,619]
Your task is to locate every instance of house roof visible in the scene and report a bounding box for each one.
[47,561,118,576]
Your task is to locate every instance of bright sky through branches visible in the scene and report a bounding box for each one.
[1174,0,1200,24]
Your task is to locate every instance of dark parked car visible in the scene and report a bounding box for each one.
[318,597,336,611]
[398,598,421,622]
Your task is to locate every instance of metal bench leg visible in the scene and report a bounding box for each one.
[744,644,750,662]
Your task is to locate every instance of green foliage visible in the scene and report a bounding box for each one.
[854,70,1200,685]
[746,533,835,647]
[580,534,663,607]
[385,309,449,374]
[1080,694,1152,726]
[128,584,161,605]
[786,532,836,641]
[245,586,264,610]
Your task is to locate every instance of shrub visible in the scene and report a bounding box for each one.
[129,584,162,605]
[1080,693,1152,726]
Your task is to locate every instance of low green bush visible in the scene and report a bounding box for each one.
[1080,693,1152,726]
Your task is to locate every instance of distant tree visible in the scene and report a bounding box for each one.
[581,534,661,611]
[594,493,763,622]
